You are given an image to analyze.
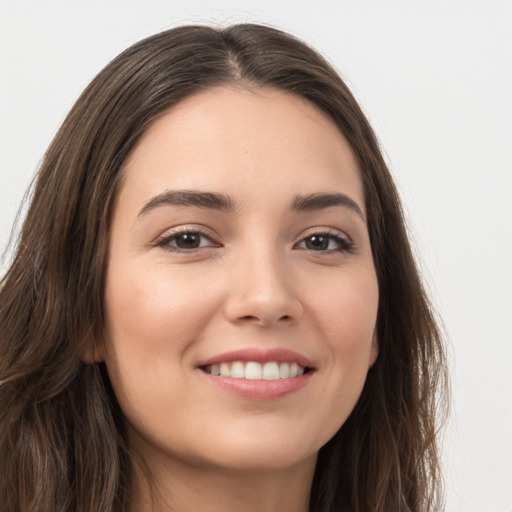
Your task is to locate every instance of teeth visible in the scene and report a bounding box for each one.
[220,363,230,377]
[262,362,280,380]
[204,361,307,380]
[231,361,245,379]
[279,362,290,379]
[245,362,262,380]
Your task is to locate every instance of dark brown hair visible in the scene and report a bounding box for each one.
[0,24,447,512]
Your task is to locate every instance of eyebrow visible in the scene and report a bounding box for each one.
[138,190,236,216]
[138,189,365,221]
[292,193,366,221]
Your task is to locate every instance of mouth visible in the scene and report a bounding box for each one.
[197,348,315,399]
[201,361,311,380]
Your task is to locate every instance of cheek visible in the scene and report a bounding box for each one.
[101,263,221,413]
[331,279,378,376]
[104,263,218,354]
[305,266,378,425]
[309,264,378,348]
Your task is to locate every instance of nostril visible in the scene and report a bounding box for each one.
[237,313,293,325]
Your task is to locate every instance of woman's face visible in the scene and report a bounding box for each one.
[102,87,379,473]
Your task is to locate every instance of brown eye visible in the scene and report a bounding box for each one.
[296,232,353,253]
[156,230,218,252]
[174,232,201,249]
[304,235,329,251]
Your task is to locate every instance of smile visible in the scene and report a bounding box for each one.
[198,348,315,400]
[203,361,307,380]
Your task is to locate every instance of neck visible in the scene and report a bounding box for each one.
[128,445,317,512]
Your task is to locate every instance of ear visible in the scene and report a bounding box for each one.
[368,331,379,368]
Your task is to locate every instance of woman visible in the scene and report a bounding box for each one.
[0,24,447,512]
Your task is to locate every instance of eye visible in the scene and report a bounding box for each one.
[296,232,353,253]
[156,230,218,252]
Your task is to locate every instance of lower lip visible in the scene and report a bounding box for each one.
[199,370,312,400]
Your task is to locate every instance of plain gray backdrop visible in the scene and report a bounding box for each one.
[1,1,511,510]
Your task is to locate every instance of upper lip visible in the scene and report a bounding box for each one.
[198,347,315,369]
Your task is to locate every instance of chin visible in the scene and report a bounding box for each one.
[203,445,318,474]
[187,425,324,473]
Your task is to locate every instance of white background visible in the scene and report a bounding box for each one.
[0,1,511,510]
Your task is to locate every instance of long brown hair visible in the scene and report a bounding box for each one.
[0,24,447,511]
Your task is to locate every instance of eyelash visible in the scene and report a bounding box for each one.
[295,230,354,253]
[154,229,218,253]
[155,227,354,255]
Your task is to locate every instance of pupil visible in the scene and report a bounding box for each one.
[307,235,328,250]
[177,233,200,248]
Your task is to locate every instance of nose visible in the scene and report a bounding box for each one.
[223,247,304,327]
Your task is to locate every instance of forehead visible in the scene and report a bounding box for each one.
[119,86,364,212]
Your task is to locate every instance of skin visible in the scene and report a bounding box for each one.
[100,86,379,512]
